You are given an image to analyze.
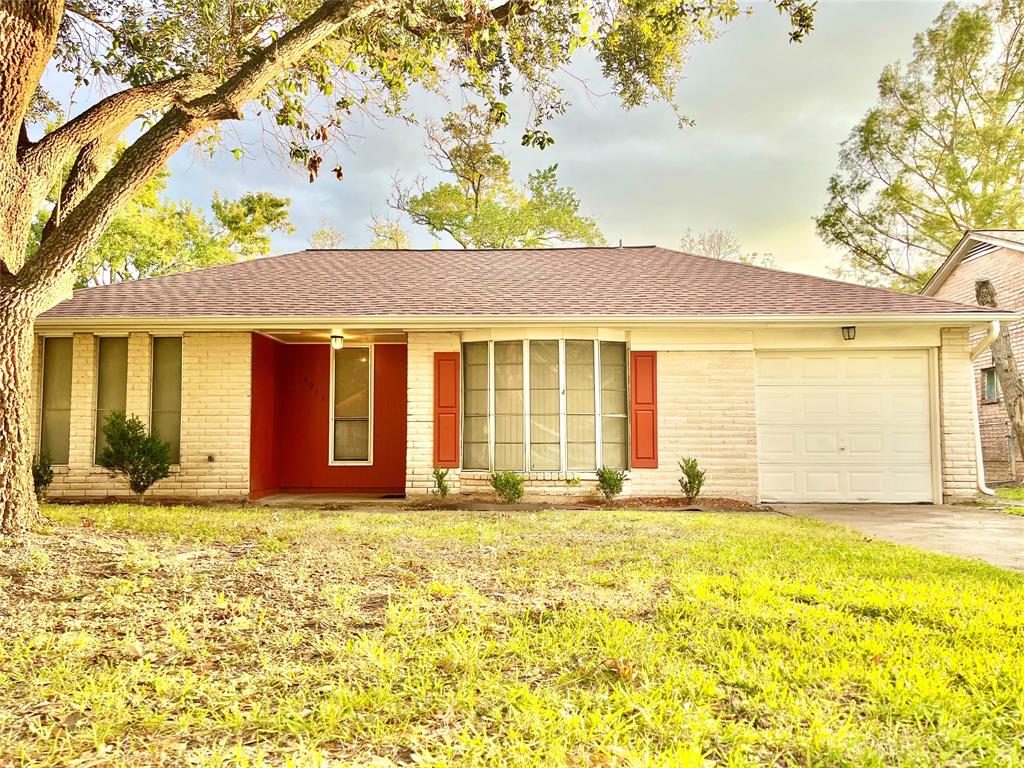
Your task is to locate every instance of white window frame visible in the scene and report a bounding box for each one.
[150,334,183,467]
[983,366,1001,402]
[328,343,374,466]
[463,337,629,474]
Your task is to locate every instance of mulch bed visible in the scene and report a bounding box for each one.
[404,496,770,513]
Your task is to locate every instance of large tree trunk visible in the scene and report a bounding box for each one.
[975,279,1024,469]
[0,300,40,532]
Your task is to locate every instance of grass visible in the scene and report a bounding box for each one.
[1,504,1022,767]
[994,486,1024,514]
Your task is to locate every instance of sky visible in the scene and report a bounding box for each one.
[55,1,947,276]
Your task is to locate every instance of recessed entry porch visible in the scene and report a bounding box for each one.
[249,329,408,499]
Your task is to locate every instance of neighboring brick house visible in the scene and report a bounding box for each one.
[31,246,1012,504]
[923,230,1024,484]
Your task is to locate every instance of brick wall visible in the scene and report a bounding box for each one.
[938,327,980,499]
[35,331,251,500]
[629,350,759,500]
[405,332,462,496]
[931,245,1024,483]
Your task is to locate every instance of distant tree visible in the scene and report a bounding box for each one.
[210,192,293,259]
[368,216,411,249]
[309,221,346,249]
[816,1,1024,291]
[679,228,776,267]
[393,107,605,249]
[29,165,293,286]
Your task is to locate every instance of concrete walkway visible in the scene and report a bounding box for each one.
[777,503,1024,572]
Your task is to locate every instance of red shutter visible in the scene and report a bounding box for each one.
[630,351,658,468]
[433,352,460,467]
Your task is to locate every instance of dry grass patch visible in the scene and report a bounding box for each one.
[0,504,1022,766]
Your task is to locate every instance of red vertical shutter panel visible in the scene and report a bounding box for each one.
[630,351,658,468]
[434,352,460,468]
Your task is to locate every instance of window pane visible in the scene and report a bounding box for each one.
[333,348,370,461]
[463,342,489,469]
[95,337,128,458]
[566,340,595,470]
[602,416,628,469]
[152,337,182,463]
[334,348,370,418]
[333,419,369,461]
[530,340,559,470]
[494,341,523,470]
[600,342,628,469]
[40,337,73,465]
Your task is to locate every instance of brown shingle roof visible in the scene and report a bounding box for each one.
[41,246,1002,320]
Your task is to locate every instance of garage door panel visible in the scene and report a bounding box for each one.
[756,351,933,503]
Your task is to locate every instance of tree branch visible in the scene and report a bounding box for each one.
[0,0,63,159]
[18,0,370,305]
[21,73,212,179]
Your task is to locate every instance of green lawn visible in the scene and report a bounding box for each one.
[1,504,1022,767]
[995,486,1024,513]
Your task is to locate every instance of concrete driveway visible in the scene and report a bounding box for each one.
[776,503,1024,572]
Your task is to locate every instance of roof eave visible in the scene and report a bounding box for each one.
[32,311,1018,333]
[922,230,1024,296]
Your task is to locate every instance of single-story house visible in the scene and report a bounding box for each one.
[31,245,1014,504]
[923,229,1024,484]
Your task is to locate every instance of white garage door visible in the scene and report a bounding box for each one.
[756,350,934,503]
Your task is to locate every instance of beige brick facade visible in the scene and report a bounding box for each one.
[629,350,759,500]
[31,323,983,505]
[938,327,980,499]
[405,332,462,496]
[34,331,251,500]
[931,246,1024,483]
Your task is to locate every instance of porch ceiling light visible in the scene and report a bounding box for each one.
[841,325,856,341]
[330,330,344,350]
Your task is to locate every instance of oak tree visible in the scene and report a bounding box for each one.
[0,0,813,531]
[816,1,1024,290]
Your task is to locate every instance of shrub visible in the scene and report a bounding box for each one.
[432,467,450,499]
[32,451,54,500]
[678,457,706,503]
[596,466,626,501]
[489,470,524,503]
[97,411,172,498]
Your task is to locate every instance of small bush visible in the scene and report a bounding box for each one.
[566,475,581,487]
[489,470,524,503]
[32,451,54,499]
[97,411,172,498]
[596,466,627,501]
[432,467,450,499]
[678,457,706,503]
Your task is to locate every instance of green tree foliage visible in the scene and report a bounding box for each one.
[309,221,346,249]
[368,215,411,249]
[816,1,1024,291]
[42,167,293,287]
[96,412,172,498]
[393,106,606,248]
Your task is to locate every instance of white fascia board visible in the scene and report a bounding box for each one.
[32,312,1019,333]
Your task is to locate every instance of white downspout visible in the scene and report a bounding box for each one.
[970,320,1000,496]
[970,320,1000,362]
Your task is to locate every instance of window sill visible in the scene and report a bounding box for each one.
[460,470,629,481]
